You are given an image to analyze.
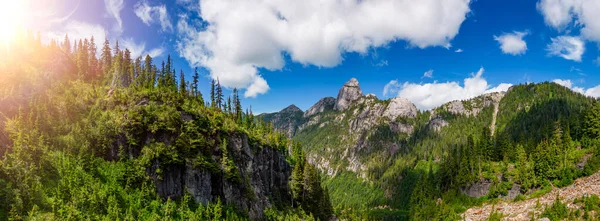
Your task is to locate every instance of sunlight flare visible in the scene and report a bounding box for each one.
[0,0,26,48]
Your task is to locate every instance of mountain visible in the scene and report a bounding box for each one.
[263,78,600,220]
[0,36,332,220]
[258,104,305,138]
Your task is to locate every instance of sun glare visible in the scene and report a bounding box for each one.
[0,0,25,48]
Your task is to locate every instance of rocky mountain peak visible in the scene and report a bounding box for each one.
[281,104,303,113]
[334,78,363,111]
[304,97,336,118]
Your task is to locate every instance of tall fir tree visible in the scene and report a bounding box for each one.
[101,38,112,74]
[62,34,71,55]
[210,79,216,108]
[88,37,98,79]
[143,55,153,88]
[179,69,187,97]
[216,80,224,109]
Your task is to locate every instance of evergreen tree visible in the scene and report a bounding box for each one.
[233,88,243,123]
[179,70,187,97]
[62,34,71,54]
[134,57,142,85]
[210,79,216,108]
[226,96,232,113]
[143,55,153,88]
[584,102,600,139]
[122,49,132,86]
[101,38,112,74]
[88,37,98,79]
[216,80,224,109]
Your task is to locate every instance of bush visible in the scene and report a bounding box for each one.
[541,197,569,221]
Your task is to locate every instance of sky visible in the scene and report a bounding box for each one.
[9,0,600,113]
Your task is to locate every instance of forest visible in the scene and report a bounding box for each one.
[0,33,332,220]
[290,79,600,220]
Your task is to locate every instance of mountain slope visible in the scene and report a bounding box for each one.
[264,78,600,220]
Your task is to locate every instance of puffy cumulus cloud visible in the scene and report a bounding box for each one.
[121,38,165,58]
[104,0,124,35]
[547,36,585,62]
[46,21,107,56]
[494,31,528,55]
[134,0,172,32]
[455,48,463,53]
[177,0,472,97]
[385,67,512,110]
[551,78,600,96]
[538,0,600,43]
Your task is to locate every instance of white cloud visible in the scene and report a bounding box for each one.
[455,48,463,53]
[494,31,528,55]
[547,36,585,62]
[423,70,434,78]
[586,85,600,98]
[134,0,173,32]
[538,0,600,43]
[595,57,600,66]
[104,0,124,35]
[386,67,513,110]
[46,21,107,57]
[383,80,400,97]
[552,78,600,96]
[553,79,574,88]
[177,0,472,97]
[121,38,164,58]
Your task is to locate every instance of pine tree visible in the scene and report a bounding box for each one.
[113,40,120,59]
[233,88,243,123]
[101,38,112,74]
[122,49,132,86]
[62,34,71,54]
[144,55,153,88]
[192,68,203,105]
[179,70,187,97]
[88,37,98,79]
[134,57,142,87]
[216,80,224,109]
[210,79,216,108]
[584,102,600,139]
[226,96,232,113]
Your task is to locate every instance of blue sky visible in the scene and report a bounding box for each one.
[23,0,600,113]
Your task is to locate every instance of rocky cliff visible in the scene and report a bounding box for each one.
[149,133,291,220]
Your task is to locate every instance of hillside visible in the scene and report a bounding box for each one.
[0,35,332,220]
[463,167,600,220]
[264,78,600,220]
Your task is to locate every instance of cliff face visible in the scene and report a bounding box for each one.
[150,133,291,220]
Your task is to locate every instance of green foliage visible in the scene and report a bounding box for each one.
[0,36,326,220]
[541,196,569,221]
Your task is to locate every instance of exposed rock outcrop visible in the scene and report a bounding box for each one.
[443,92,505,117]
[429,117,449,133]
[304,97,336,118]
[334,78,363,111]
[461,179,493,198]
[150,133,292,220]
[383,97,417,120]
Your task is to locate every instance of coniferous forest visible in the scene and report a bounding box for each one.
[0,34,333,220]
